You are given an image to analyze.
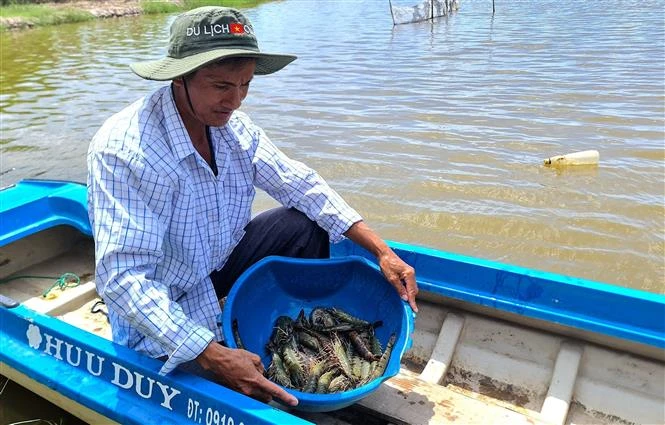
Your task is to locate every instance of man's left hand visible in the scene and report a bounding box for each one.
[378,250,418,313]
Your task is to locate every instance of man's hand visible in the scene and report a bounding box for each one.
[197,342,298,406]
[377,250,418,313]
[344,220,419,313]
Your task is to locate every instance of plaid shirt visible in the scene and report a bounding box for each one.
[87,85,361,375]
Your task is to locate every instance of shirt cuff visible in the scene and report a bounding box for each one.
[158,326,215,375]
[327,210,363,243]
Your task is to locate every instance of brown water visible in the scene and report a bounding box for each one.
[0,375,87,424]
[1,0,663,293]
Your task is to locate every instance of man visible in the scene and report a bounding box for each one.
[87,6,418,407]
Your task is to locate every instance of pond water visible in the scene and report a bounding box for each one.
[1,0,663,293]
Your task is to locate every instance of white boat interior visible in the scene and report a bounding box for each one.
[1,226,663,425]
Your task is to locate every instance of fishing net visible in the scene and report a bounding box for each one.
[389,0,459,25]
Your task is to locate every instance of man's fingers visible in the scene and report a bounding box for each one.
[407,289,419,313]
[402,275,419,313]
[394,278,409,301]
[389,271,419,313]
[261,378,298,406]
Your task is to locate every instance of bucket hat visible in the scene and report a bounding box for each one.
[130,6,297,80]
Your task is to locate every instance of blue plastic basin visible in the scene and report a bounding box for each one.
[221,255,415,412]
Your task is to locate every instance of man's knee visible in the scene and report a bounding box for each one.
[287,208,327,236]
[283,207,318,229]
[279,208,329,257]
[244,206,329,258]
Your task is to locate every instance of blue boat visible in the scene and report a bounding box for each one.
[1,179,663,425]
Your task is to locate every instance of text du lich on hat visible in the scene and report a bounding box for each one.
[187,23,254,37]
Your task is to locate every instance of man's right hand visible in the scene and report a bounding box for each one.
[196,341,298,407]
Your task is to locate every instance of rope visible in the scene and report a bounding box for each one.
[41,273,80,297]
[0,273,81,298]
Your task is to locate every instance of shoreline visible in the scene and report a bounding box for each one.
[0,0,266,31]
[0,0,155,30]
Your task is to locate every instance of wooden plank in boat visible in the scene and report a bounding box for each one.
[24,281,97,315]
[0,234,96,315]
[58,297,112,340]
[355,371,546,425]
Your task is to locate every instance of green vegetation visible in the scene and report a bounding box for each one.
[138,0,180,15]
[0,3,95,29]
[141,0,264,14]
[0,0,268,31]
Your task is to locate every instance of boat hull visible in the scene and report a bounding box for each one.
[1,179,663,425]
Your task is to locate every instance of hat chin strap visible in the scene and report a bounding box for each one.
[172,79,210,148]
[182,78,200,123]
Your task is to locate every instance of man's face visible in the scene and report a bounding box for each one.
[184,58,257,127]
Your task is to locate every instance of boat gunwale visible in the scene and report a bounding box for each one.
[331,239,665,352]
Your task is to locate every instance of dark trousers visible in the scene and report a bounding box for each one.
[210,206,330,299]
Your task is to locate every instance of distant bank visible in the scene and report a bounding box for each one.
[0,0,267,31]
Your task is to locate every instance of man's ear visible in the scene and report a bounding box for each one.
[172,77,186,88]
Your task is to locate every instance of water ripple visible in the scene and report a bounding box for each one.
[1,0,663,291]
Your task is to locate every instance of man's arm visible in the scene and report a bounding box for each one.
[344,221,419,312]
[239,117,417,310]
[88,148,215,373]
